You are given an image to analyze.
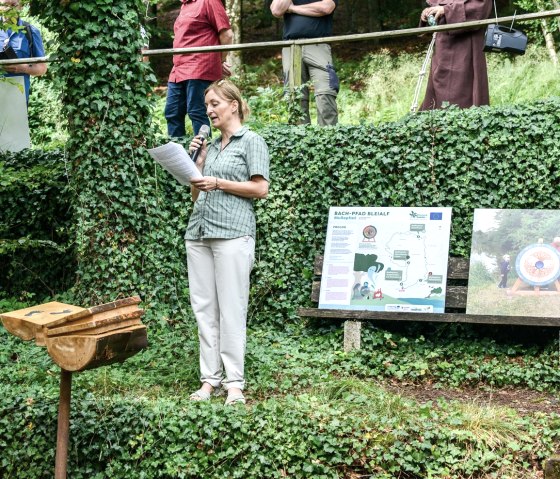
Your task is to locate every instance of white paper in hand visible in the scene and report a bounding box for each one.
[148,141,203,185]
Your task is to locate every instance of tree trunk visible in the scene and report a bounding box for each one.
[226,0,242,74]
[541,18,559,64]
[536,0,559,65]
[552,0,560,35]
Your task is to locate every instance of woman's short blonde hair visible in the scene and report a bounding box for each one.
[205,79,250,122]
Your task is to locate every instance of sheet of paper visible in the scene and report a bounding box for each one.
[0,76,30,152]
[148,141,203,185]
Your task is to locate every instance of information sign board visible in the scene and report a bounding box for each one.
[319,207,452,313]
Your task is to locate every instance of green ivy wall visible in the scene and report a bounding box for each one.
[2,98,560,324]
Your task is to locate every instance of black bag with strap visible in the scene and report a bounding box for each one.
[0,20,34,60]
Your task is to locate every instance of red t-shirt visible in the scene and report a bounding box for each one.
[169,0,231,83]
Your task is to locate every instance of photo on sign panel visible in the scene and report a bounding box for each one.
[466,209,560,318]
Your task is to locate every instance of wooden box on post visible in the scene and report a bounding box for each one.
[44,296,147,371]
[0,296,148,371]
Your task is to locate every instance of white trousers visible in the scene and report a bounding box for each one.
[185,236,255,391]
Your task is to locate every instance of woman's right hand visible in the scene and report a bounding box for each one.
[189,136,208,167]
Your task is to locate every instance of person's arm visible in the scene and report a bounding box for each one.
[191,175,269,199]
[219,28,234,76]
[422,0,492,25]
[270,0,293,18]
[287,0,336,17]
[2,62,47,76]
[3,23,48,76]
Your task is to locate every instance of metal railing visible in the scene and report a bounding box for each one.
[2,8,560,91]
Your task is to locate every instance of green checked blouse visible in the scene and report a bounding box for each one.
[185,126,270,240]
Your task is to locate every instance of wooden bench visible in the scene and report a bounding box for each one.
[299,255,560,350]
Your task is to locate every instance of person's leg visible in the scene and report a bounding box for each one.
[282,47,311,124]
[165,81,187,138]
[303,44,339,126]
[185,239,223,390]
[211,236,255,394]
[186,79,212,136]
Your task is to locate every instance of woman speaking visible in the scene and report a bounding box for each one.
[186,80,270,405]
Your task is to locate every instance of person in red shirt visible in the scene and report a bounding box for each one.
[165,0,233,138]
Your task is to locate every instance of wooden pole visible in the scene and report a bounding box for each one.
[138,9,560,58]
[54,369,72,479]
[289,43,303,92]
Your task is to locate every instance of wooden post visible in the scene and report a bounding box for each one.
[287,43,303,124]
[54,369,72,479]
[343,320,362,351]
[288,43,302,92]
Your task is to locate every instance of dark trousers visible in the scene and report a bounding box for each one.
[498,274,508,288]
[165,79,212,138]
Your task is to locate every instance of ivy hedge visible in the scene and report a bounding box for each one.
[1,380,558,479]
[2,98,560,325]
[0,149,72,298]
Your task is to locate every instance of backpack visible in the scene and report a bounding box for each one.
[20,20,34,56]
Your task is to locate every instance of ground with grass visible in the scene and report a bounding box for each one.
[1,296,559,478]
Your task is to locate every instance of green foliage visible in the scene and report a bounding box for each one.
[3,96,560,324]
[0,340,558,478]
[336,45,560,124]
[1,304,559,478]
[27,76,68,149]
[514,0,560,46]
[250,98,560,326]
[25,0,193,314]
[0,149,73,298]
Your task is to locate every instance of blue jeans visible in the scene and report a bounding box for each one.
[165,79,212,138]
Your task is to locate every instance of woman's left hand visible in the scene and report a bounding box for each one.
[191,176,220,192]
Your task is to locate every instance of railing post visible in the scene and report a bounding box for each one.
[288,43,302,92]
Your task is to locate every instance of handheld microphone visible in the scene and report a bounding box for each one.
[191,125,210,163]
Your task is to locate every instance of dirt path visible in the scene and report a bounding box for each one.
[385,381,560,415]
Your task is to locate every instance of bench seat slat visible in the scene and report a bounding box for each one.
[298,307,560,327]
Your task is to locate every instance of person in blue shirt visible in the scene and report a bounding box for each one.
[0,0,47,103]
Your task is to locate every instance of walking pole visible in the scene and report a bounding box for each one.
[410,31,437,113]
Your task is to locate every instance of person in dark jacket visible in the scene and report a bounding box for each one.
[498,254,511,289]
